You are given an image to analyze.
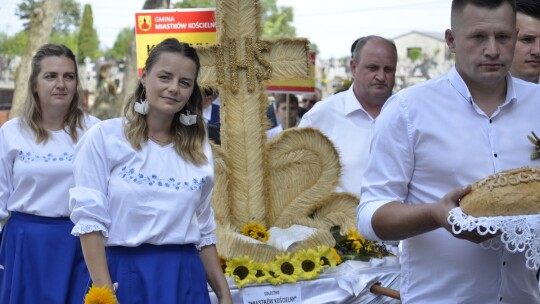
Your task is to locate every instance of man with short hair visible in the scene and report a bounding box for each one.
[266,94,299,139]
[300,87,321,111]
[299,35,397,197]
[510,0,540,83]
[358,0,540,302]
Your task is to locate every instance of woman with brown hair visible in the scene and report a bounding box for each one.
[0,43,99,303]
[70,38,232,303]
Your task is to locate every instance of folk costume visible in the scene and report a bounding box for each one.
[70,118,216,303]
[0,116,98,303]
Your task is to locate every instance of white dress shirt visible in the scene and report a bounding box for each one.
[70,118,217,249]
[358,67,540,303]
[298,86,381,197]
[202,104,212,123]
[266,125,283,139]
[0,116,99,229]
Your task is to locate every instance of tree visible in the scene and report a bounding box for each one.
[144,0,170,9]
[172,0,297,39]
[54,0,81,34]
[173,0,214,8]
[0,31,28,59]
[105,28,134,60]
[15,0,80,35]
[2,0,80,59]
[10,0,62,118]
[109,0,170,119]
[78,4,99,62]
[49,31,79,53]
[259,0,296,39]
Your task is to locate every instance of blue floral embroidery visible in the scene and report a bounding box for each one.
[119,166,205,191]
[18,151,72,162]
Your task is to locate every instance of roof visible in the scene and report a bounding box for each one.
[392,30,445,42]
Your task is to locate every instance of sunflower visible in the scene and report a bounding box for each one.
[270,253,301,284]
[240,222,269,242]
[347,228,366,253]
[252,262,270,284]
[225,255,257,287]
[265,266,285,286]
[84,284,117,304]
[294,249,323,280]
[316,246,338,267]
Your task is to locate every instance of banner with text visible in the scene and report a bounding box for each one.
[135,8,216,76]
[242,284,302,304]
[266,51,316,94]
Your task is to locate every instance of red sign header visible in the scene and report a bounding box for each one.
[136,10,216,34]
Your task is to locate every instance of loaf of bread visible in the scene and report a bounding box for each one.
[460,166,540,217]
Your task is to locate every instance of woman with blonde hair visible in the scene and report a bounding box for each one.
[0,43,99,303]
[70,38,232,303]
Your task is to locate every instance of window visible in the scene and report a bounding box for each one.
[407,47,422,61]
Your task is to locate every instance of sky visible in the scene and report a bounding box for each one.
[0,0,451,59]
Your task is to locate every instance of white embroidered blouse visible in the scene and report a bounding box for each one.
[69,118,217,249]
[0,116,99,230]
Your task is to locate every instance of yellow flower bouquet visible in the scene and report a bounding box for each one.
[331,226,393,262]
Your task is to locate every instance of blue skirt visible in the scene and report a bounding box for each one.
[0,212,89,304]
[101,243,211,304]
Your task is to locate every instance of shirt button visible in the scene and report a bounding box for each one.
[494,153,498,157]
[502,261,506,266]
[489,119,492,123]
[500,297,503,301]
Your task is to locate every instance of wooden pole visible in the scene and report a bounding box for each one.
[370,282,401,300]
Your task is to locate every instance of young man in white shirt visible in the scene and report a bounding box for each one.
[266,93,299,139]
[358,0,540,302]
[510,0,540,83]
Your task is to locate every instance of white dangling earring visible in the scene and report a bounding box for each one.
[179,109,197,126]
[134,89,149,115]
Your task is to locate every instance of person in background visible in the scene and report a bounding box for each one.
[510,0,540,284]
[298,35,397,197]
[0,44,99,303]
[301,87,322,111]
[202,87,221,144]
[266,93,306,129]
[266,93,299,139]
[510,0,540,83]
[69,38,232,303]
[358,0,540,302]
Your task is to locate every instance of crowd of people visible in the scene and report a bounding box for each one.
[0,0,539,303]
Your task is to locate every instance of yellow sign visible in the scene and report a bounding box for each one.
[266,51,316,94]
[135,9,216,75]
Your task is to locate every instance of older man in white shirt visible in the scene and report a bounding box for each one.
[298,35,397,197]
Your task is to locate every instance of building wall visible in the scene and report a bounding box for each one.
[393,32,449,65]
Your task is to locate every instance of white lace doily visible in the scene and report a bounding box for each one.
[448,207,540,270]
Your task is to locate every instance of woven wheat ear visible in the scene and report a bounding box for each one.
[197,0,358,262]
[460,166,540,217]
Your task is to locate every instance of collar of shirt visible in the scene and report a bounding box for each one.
[448,66,518,116]
[345,86,377,120]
